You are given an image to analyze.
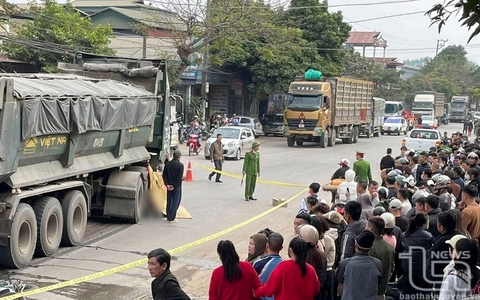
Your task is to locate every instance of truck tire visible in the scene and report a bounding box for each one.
[319,130,328,148]
[287,136,295,147]
[32,197,63,257]
[61,191,87,247]
[0,203,37,268]
[328,128,336,147]
[128,176,144,224]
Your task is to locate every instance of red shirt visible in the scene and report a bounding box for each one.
[209,261,261,300]
[254,259,320,300]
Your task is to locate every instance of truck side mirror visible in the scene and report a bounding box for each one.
[323,96,330,110]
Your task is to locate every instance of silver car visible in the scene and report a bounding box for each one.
[204,127,255,160]
[230,116,263,138]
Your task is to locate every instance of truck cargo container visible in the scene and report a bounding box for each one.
[284,70,375,147]
[0,59,170,269]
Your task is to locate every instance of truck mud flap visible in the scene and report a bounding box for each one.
[104,171,142,220]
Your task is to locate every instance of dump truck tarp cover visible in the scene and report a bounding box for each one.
[6,75,157,140]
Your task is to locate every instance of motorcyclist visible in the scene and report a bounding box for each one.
[190,116,200,128]
[231,114,239,126]
[188,125,203,149]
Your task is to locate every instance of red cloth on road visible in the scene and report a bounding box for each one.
[209,261,261,300]
[254,259,320,300]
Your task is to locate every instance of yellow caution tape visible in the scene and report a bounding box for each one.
[1,187,308,299]
[192,163,308,188]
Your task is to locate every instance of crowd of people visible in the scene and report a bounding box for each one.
[151,130,480,300]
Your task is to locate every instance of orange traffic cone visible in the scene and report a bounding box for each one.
[185,161,194,182]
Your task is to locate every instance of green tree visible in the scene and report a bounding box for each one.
[426,0,480,42]
[2,0,114,72]
[405,45,479,100]
[285,0,351,76]
[403,57,430,67]
[210,6,320,99]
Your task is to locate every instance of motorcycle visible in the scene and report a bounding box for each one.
[178,122,188,144]
[188,133,200,156]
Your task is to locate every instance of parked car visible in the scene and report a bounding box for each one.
[402,128,442,152]
[204,126,255,160]
[381,117,408,135]
[230,116,263,138]
[261,114,284,136]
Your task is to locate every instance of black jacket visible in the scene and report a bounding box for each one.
[427,208,442,238]
[380,155,395,170]
[163,159,184,188]
[401,227,433,275]
[416,162,430,183]
[331,166,349,180]
[151,270,191,300]
[428,229,464,282]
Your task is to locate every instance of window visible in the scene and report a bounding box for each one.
[240,118,250,124]
[410,130,438,139]
[245,129,252,137]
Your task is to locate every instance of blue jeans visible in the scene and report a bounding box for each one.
[166,187,182,221]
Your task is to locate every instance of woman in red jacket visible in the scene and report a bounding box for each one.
[209,240,261,300]
[254,237,320,300]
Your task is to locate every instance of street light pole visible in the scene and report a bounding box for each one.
[200,0,212,122]
[436,39,448,56]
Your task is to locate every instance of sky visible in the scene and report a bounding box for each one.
[9,0,480,64]
[328,0,480,64]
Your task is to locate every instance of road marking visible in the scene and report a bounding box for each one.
[192,163,308,188]
[1,187,308,300]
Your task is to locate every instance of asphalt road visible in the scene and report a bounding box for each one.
[0,122,465,300]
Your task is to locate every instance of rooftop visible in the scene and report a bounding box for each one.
[346,31,381,46]
[71,0,145,7]
[366,57,404,67]
[90,6,186,31]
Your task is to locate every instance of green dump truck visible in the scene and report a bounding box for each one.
[0,58,171,268]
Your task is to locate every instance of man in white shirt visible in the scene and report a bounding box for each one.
[397,188,412,217]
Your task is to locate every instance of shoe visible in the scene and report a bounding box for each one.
[168,219,178,223]
[208,174,213,181]
[216,180,223,183]
[249,197,257,201]
[245,197,249,201]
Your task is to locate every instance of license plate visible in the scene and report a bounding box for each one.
[299,124,305,128]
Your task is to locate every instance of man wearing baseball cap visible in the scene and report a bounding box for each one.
[335,230,382,300]
[353,150,372,183]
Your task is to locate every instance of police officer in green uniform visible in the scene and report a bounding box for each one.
[353,150,372,183]
[243,141,260,201]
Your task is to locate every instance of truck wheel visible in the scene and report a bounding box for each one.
[320,130,328,148]
[328,128,336,147]
[0,203,37,268]
[287,136,295,147]
[127,176,144,224]
[347,130,353,144]
[61,191,87,246]
[32,197,63,257]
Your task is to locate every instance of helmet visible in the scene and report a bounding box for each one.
[380,212,396,229]
[338,158,349,167]
[296,224,319,246]
[194,115,199,119]
[378,187,388,199]
[388,169,402,178]
[373,206,386,216]
[399,157,409,165]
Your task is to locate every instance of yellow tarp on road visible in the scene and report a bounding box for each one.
[147,166,192,219]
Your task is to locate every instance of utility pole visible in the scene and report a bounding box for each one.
[200,0,212,121]
[435,39,448,56]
